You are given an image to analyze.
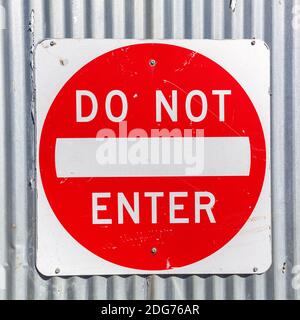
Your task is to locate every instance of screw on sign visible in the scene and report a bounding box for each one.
[37,41,270,274]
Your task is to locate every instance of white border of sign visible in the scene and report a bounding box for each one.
[35,39,271,276]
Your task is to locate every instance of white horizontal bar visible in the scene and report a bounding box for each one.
[55,137,250,177]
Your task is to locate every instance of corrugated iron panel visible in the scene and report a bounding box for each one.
[0,0,299,300]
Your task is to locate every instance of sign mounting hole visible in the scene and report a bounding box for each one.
[149,59,157,67]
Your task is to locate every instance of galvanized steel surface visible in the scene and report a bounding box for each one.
[0,0,299,300]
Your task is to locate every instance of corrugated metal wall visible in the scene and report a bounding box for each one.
[0,0,299,300]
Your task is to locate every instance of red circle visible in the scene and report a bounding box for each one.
[39,43,266,270]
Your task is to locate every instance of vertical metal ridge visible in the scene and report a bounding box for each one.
[0,0,8,301]
[231,0,244,38]
[164,0,172,38]
[25,0,35,299]
[125,0,134,38]
[212,275,226,300]
[203,0,212,38]
[173,0,184,38]
[91,276,107,300]
[264,0,274,301]
[173,276,187,299]
[149,275,166,299]
[5,1,15,299]
[90,0,105,39]
[109,275,128,300]
[69,277,89,300]
[128,276,138,300]
[243,0,252,38]
[133,0,146,39]
[284,0,296,300]
[152,0,164,38]
[6,0,29,299]
[272,0,287,300]
[224,0,232,39]
[50,277,68,300]
[292,0,300,301]
[189,275,207,300]
[191,0,204,39]
[232,275,246,300]
[70,0,86,38]
[127,275,146,300]
[211,0,224,39]
[27,0,49,300]
[252,0,264,39]
[112,0,126,38]
[48,0,66,38]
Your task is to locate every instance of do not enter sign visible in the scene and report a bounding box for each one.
[36,40,271,275]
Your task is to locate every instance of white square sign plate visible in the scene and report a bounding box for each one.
[35,39,271,276]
